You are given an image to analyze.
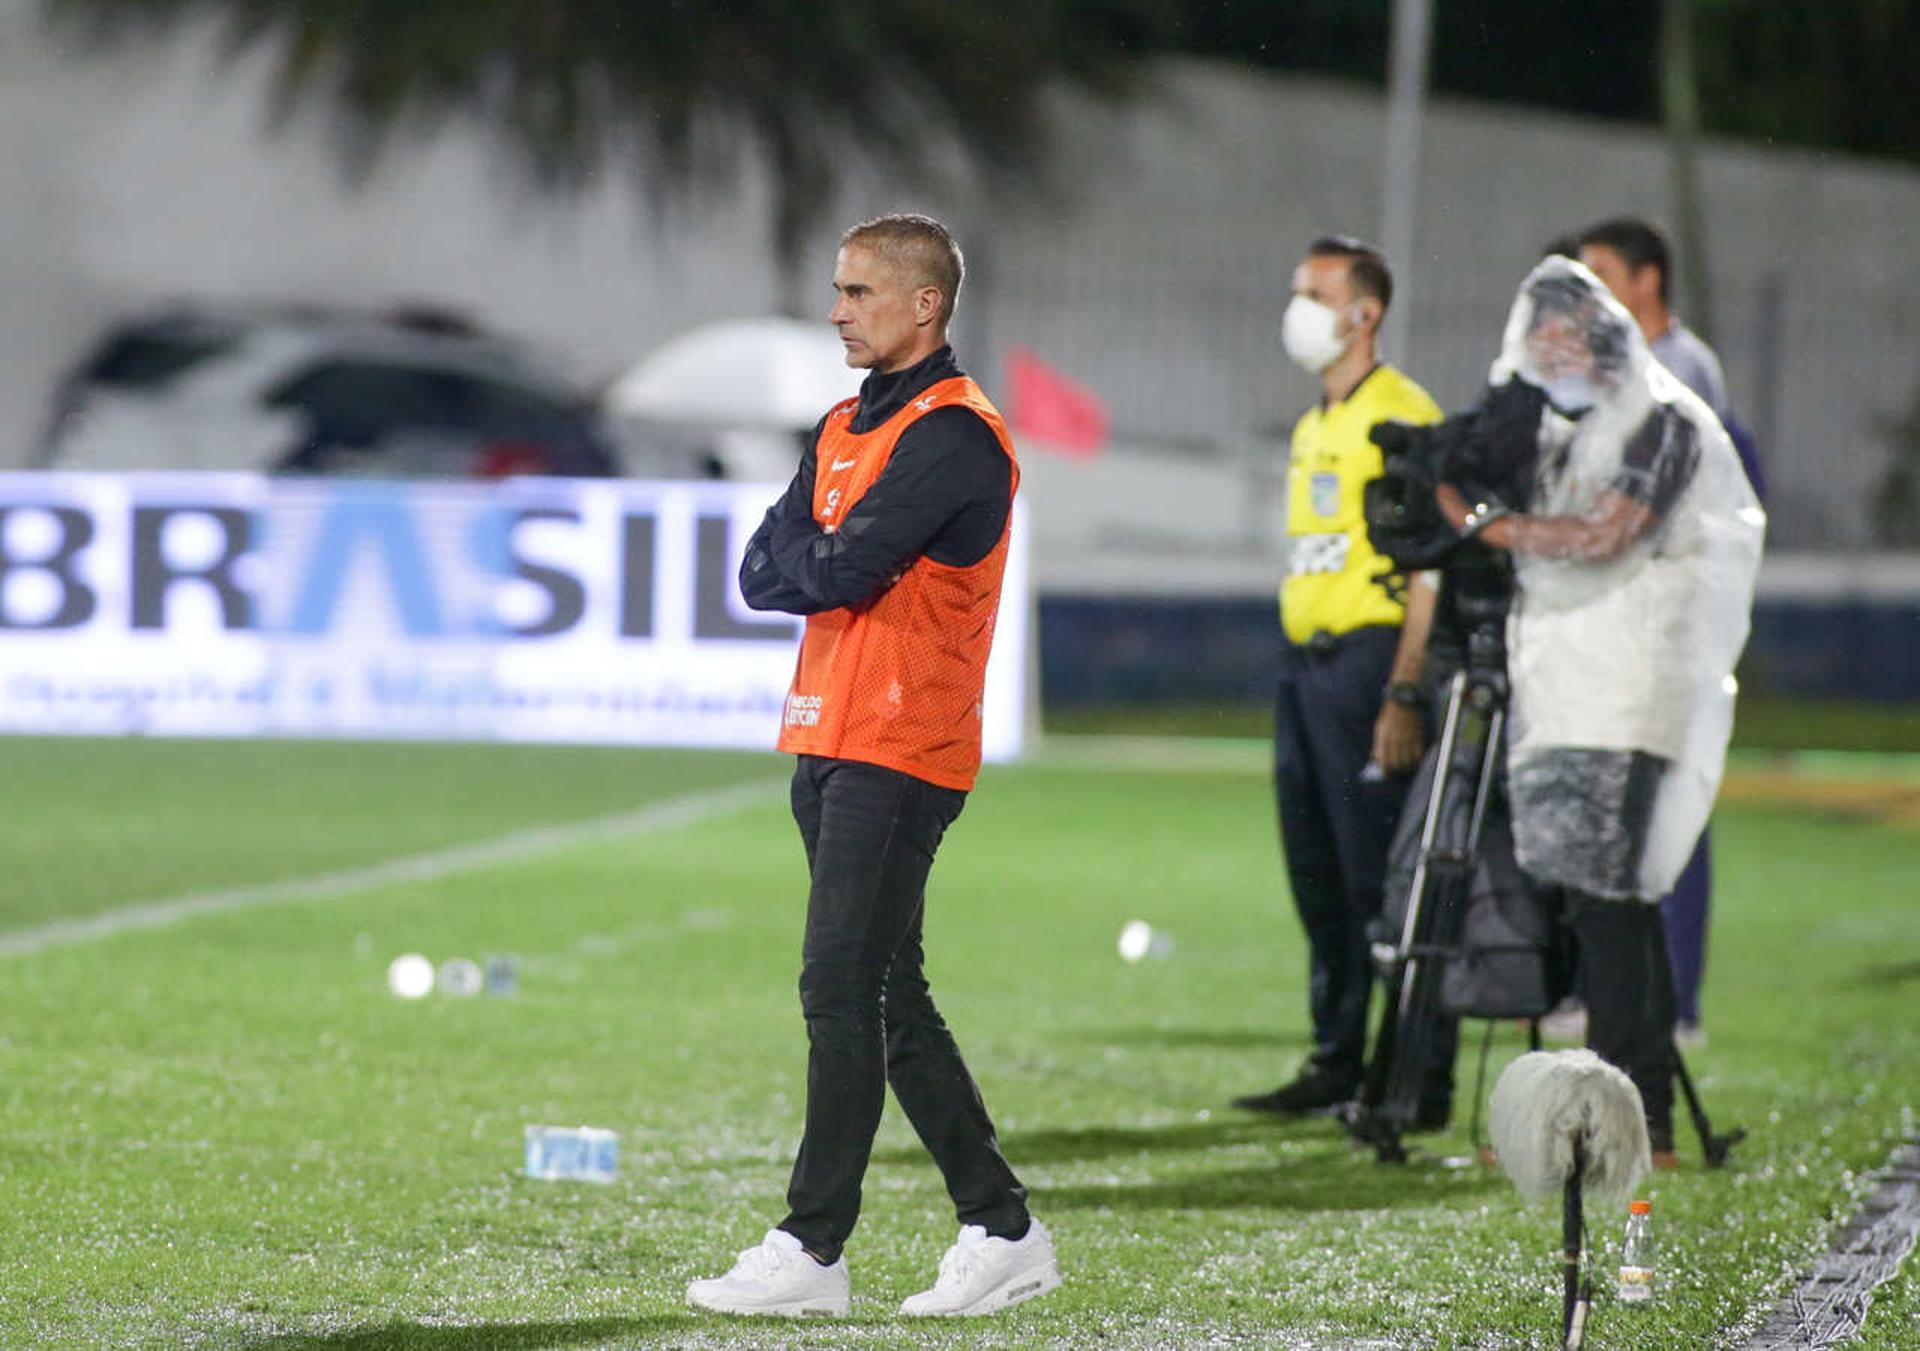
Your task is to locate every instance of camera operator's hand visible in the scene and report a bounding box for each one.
[1371,702,1424,777]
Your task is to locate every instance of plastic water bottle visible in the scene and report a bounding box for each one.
[524,1125,619,1183]
[485,956,519,996]
[1618,1198,1655,1303]
[438,957,483,997]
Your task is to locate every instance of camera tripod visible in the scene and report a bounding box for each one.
[1343,610,1746,1169]
[1344,615,1511,1165]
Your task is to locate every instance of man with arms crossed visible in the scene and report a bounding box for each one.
[1235,237,1446,1122]
[687,214,1057,1319]
[1576,217,1760,1049]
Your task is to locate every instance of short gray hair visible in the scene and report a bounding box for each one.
[841,213,965,325]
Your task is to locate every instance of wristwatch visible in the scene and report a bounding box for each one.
[1459,501,1511,538]
[1384,681,1425,709]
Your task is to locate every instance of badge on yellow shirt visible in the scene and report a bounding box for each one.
[1309,471,1340,518]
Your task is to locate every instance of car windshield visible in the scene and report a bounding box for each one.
[81,326,240,389]
[267,359,611,475]
[267,361,462,448]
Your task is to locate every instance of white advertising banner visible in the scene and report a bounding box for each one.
[0,473,1029,759]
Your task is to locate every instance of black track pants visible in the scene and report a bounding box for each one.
[779,755,1027,1263]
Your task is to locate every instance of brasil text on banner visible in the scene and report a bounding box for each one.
[0,472,1029,758]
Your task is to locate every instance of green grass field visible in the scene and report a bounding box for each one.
[3,736,1918,1349]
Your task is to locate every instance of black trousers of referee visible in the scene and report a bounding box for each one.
[779,755,1028,1264]
[1272,625,1411,1088]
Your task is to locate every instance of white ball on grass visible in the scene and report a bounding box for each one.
[386,952,435,999]
[1117,920,1153,963]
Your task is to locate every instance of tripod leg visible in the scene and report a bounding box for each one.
[1357,964,1404,1112]
[1674,1044,1746,1167]
[1650,909,1745,1166]
[1352,677,1474,1156]
[1467,1020,1496,1155]
[1377,693,1500,1135]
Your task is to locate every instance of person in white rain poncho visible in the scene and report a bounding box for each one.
[1434,257,1764,1158]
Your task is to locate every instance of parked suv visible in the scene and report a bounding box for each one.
[35,305,619,479]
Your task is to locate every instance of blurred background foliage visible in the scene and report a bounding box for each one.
[43,0,1920,272]
[1182,0,1920,167]
[41,0,1171,269]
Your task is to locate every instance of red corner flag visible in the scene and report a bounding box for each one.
[1004,346,1109,457]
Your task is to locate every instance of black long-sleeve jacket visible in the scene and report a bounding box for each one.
[737,346,1012,615]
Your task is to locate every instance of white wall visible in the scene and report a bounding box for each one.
[980,62,1920,554]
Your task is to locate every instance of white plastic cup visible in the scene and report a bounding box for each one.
[1118,920,1174,962]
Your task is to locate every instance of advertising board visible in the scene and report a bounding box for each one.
[0,473,1029,758]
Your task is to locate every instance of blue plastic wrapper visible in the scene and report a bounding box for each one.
[524,1125,618,1183]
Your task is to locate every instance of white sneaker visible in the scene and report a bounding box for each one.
[1538,998,1588,1045]
[900,1219,1063,1317]
[685,1228,850,1317]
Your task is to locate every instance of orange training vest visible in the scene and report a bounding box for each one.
[775,375,1019,791]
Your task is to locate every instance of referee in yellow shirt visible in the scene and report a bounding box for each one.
[1235,237,1445,1119]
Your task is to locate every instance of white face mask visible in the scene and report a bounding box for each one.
[1541,372,1600,414]
[1282,295,1351,374]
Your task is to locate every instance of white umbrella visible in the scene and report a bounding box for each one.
[605,317,862,432]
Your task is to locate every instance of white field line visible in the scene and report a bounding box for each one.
[0,777,787,960]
